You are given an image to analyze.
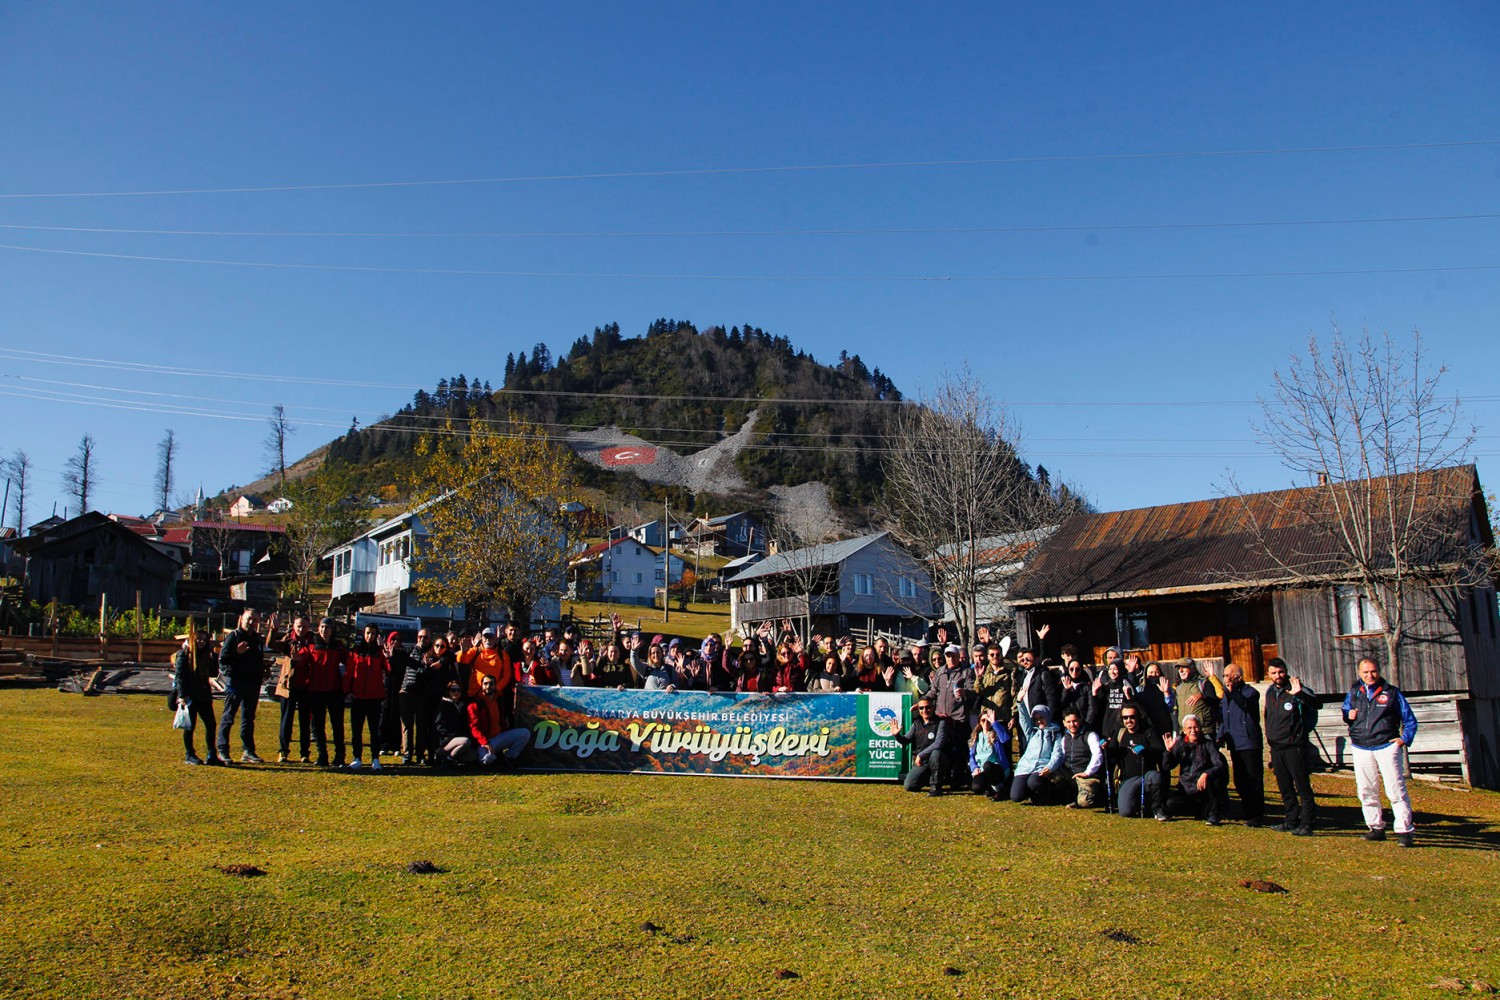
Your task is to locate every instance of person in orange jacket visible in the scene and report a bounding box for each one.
[344,622,390,770]
[459,627,515,707]
[294,618,348,766]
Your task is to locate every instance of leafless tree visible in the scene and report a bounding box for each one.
[880,367,1084,646]
[61,434,97,514]
[155,430,177,512]
[6,449,30,531]
[757,518,842,642]
[194,518,242,580]
[1228,324,1496,680]
[264,405,294,489]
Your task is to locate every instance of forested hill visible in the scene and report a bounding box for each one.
[323,319,904,514]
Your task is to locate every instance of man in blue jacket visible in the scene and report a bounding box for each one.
[1341,656,1418,847]
[1219,664,1264,827]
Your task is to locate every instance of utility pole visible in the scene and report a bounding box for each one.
[662,494,669,623]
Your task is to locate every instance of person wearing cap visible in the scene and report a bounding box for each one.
[1011,704,1065,804]
[173,627,224,766]
[295,618,350,767]
[925,644,972,796]
[895,698,942,792]
[344,623,390,770]
[460,626,516,703]
[1174,658,1220,739]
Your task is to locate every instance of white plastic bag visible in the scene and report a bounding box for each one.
[173,700,193,731]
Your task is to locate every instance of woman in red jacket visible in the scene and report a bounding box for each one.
[345,623,390,770]
[295,618,349,767]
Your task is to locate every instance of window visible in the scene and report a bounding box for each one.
[610,571,619,583]
[1335,585,1384,635]
[1122,609,1149,649]
[853,573,873,596]
[898,575,917,599]
[634,572,644,585]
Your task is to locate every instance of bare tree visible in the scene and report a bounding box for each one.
[6,449,30,531]
[194,518,242,580]
[264,405,294,489]
[1230,325,1496,680]
[880,368,1083,645]
[155,430,177,512]
[61,434,97,514]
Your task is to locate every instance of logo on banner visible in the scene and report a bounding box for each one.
[867,695,902,737]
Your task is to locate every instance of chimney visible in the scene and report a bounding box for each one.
[1316,472,1329,487]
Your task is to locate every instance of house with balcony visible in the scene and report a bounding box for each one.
[727,531,937,638]
[569,537,687,605]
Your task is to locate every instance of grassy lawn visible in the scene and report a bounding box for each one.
[564,599,731,641]
[3,687,1499,1000]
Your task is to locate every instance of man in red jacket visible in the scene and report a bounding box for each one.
[295,618,349,767]
[467,674,530,767]
[345,623,389,770]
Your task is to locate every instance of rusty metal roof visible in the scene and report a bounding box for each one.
[1008,465,1486,605]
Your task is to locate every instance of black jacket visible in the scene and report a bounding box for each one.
[1264,680,1317,749]
[895,718,941,764]
[1164,736,1227,790]
[217,627,267,690]
[1110,728,1164,781]
[173,644,215,705]
[1015,666,1061,721]
[434,697,469,742]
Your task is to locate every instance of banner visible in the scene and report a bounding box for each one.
[514,687,910,780]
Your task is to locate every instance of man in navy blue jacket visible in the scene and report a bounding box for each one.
[1342,656,1419,847]
[1219,663,1264,827]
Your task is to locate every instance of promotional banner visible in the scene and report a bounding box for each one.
[514,687,911,780]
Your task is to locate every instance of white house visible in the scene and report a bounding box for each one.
[326,502,561,626]
[933,526,1058,628]
[728,531,937,637]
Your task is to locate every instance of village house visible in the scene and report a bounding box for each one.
[682,511,766,559]
[568,537,688,605]
[11,511,182,610]
[933,526,1057,631]
[728,531,937,638]
[227,494,266,518]
[1006,465,1500,788]
[326,504,561,627]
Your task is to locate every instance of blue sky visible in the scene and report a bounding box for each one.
[1,2,1497,523]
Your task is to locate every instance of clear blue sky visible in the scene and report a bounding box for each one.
[1,2,1497,523]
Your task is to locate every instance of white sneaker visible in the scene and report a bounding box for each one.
[370,759,382,771]
[347,759,363,770]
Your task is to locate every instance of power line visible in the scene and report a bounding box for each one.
[2,138,1496,199]
[5,241,1499,282]
[3,211,1496,240]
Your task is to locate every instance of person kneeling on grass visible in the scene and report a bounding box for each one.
[1059,709,1104,808]
[433,680,478,766]
[173,627,224,766]
[1112,708,1167,821]
[968,708,1010,799]
[1162,715,1229,826]
[467,674,530,767]
[1010,704,1064,804]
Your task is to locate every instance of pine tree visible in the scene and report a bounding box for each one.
[504,353,516,386]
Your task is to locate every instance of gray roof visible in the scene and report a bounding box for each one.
[729,532,887,585]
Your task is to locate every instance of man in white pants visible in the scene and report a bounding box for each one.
[1341,656,1419,847]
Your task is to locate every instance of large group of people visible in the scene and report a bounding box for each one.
[169,609,1421,845]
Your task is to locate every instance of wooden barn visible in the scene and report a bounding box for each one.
[1007,466,1500,788]
[11,511,182,611]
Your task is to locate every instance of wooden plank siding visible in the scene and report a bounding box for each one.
[1311,693,1468,778]
[1273,586,1473,695]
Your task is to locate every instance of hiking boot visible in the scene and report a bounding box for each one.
[242,751,265,764]
[205,756,226,767]
[1396,833,1415,848]
[1292,826,1314,837]
[1363,828,1387,842]
[185,754,204,766]
[346,759,363,770]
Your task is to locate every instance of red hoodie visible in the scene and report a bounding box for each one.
[344,642,389,700]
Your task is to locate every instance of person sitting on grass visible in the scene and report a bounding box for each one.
[1162,715,1229,825]
[467,674,530,767]
[173,627,224,767]
[1111,708,1167,821]
[1010,704,1064,804]
[1059,708,1104,808]
[434,680,477,766]
[968,708,1009,799]
[896,698,941,792]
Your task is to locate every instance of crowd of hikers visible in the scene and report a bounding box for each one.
[169,608,1420,846]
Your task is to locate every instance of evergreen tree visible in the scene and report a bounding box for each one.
[504,353,516,386]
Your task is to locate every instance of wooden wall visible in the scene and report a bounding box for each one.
[1273,585,1470,695]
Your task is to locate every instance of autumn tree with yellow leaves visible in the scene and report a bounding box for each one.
[405,414,579,626]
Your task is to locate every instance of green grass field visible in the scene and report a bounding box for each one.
[3,687,1498,1000]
